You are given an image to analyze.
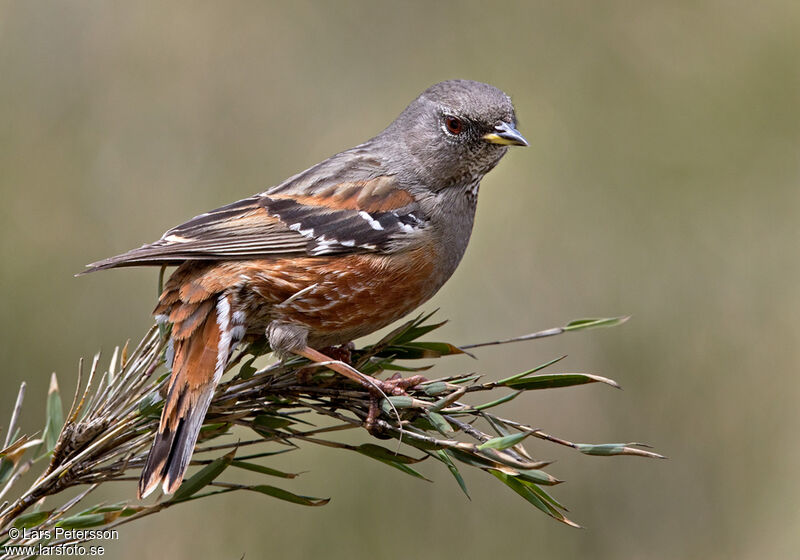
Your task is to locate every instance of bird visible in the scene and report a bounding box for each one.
[82,79,527,499]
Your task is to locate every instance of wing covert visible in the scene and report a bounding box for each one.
[82,174,426,273]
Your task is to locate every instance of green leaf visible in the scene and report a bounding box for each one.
[402,438,447,452]
[446,448,507,470]
[13,510,52,529]
[56,513,109,529]
[379,342,465,360]
[43,373,64,453]
[199,422,231,436]
[356,311,443,362]
[252,415,293,430]
[0,458,14,486]
[435,450,470,499]
[243,339,271,359]
[574,442,666,459]
[563,316,629,332]
[502,373,620,390]
[376,361,434,373]
[54,505,143,529]
[369,457,431,481]
[77,503,144,517]
[231,448,296,462]
[473,391,522,411]
[410,416,437,432]
[355,444,424,464]
[449,374,481,385]
[380,396,415,415]
[477,432,529,451]
[490,470,550,514]
[483,414,512,438]
[496,355,567,384]
[247,485,329,506]
[406,341,465,357]
[517,469,562,486]
[238,357,257,380]
[489,470,580,527]
[171,450,235,502]
[525,480,569,510]
[231,460,297,479]
[425,412,453,436]
[137,393,163,418]
[355,444,431,481]
[1,438,44,484]
[397,432,448,451]
[392,320,449,345]
[420,382,448,396]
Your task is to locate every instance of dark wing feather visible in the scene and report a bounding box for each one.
[82,155,426,273]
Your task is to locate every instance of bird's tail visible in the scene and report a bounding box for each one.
[138,296,234,499]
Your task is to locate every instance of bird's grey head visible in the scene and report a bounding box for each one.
[383,80,527,191]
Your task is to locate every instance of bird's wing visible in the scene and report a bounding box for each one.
[82,158,425,273]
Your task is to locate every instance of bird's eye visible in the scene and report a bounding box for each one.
[444,116,464,135]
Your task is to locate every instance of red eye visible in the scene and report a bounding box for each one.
[445,116,464,135]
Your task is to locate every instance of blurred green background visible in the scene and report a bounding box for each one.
[1,2,799,558]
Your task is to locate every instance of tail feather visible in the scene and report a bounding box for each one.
[138,295,233,499]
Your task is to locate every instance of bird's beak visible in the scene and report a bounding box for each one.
[482,122,528,147]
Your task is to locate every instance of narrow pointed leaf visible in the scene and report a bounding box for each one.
[447,448,508,470]
[525,479,569,510]
[137,393,162,418]
[354,444,424,464]
[490,470,550,516]
[56,513,109,529]
[13,510,52,529]
[355,444,430,480]
[381,342,465,360]
[43,373,64,452]
[0,459,14,486]
[367,457,431,481]
[563,316,629,332]
[247,485,329,506]
[56,507,139,529]
[473,391,522,411]
[376,362,434,373]
[449,374,481,385]
[252,415,293,430]
[496,355,568,384]
[503,373,620,390]
[238,357,257,380]
[517,469,562,486]
[421,382,448,396]
[77,503,144,517]
[436,450,470,499]
[231,460,297,479]
[425,412,453,436]
[490,470,580,527]
[380,396,416,415]
[171,450,235,502]
[392,320,449,345]
[575,443,666,458]
[477,432,529,451]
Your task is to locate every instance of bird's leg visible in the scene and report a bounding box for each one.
[295,343,354,384]
[292,346,372,388]
[292,346,426,434]
[292,346,387,433]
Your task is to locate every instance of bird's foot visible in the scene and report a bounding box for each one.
[364,373,428,436]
